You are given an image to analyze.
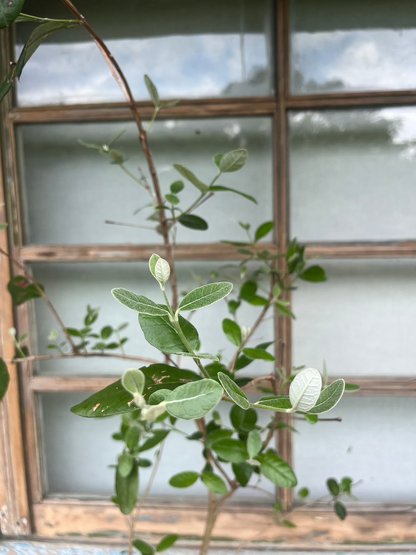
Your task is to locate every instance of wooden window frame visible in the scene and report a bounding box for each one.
[1,0,416,547]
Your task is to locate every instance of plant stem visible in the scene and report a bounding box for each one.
[60,0,178,309]
[0,246,78,352]
[8,352,160,365]
[171,319,210,379]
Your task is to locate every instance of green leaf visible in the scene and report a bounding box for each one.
[148,389,171,405]
[139,313,199,355]
[139,430,169,453]
[178,214,208,231]
[0,222,8,231]
[345,383,360,392]
[0,0,26,29]
[213,153,223,168]
[247,430,262,459]
[156,534,178,552]
[118,453,134,478]
[299,266,327,283]
[334,501,347,520]
[173,164,209,193]
[169,471,199,488]
[232,462,253,487]
[0,358,10,401]
[242,348,275,362]
[144,74,160,107]
[240,281,257,301]
[255,221,274,242]
[8,276,44,306]
[307,379,345,414]
[205,429,233,449]
[134,539,154,555]
[289,368,322,413]
[179,282,233,312]
[165,193,180,205]
[275,301,296,319]
[178,352,219,362]
[116,463,139,515]
[165,379,223,420]
[211,439,249,463]
[201,472,227,495]
[326,478,340,496]
[222,318,242,347]
[255,396,292,412]
[210,185,257,204]
[170,180,184,194]
[100,325,113,340]
[217,372,249,410]
[298,487,309,499]
[138,458,152,468]
[149,253,160,280]
[122,369,145,396]
[112,288,169,317]
[305,414,318,424]
[160,99,180,108]
[219,149,248,173]
[257,450,297,488]
[283,520,297,528]
[125,426,140,450]
[230,406,257,432]
[71,380,135,418]
[341,476,353,494]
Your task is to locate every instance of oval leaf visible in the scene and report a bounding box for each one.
[243,348,275,362]
[0,357,10,401]
[118,453,134,478]
[255,221,274,242]
[211,438,249,463]
[144,74,160,107]
[0,0,26,29]
[164,379,223,420]
[289,368,322,412]
[169,471,199,488]
[139,313,199,355]
[179,282,233,312]
[122,368,145,396]
[217,372,249,410]
[156,534,179,552]
[255,396,292,412]
[155,257,170,285]
[173,164,208,193]
[201,472,228,495]
[256,450,297,488]
[116,463,139,515]
[112,289,170,317]
[134,539,154,555]
[219,149,248,173]
[222,318,242,347]
[247,429,262,459]
[210,185,257,204]
[232,462,253,487]
[299,265,327,283]
[178,214,208,230]
[307,379,345,414]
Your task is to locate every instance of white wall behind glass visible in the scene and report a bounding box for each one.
[16,0,274,105]
[292,259,416,377]
[289,108,416,242]
[31,261,275,377]
[291,0,416,94]
[18,118,273,245]
[294,396,416,503]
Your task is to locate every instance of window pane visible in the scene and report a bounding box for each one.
[290,0,416,95]
[32,261,274,377]
[18,118,273,245]
[40,392,274,498]
[16,0,274,106]
[294,396,416,502]
[292,259,416,377]
[289,108,416,242]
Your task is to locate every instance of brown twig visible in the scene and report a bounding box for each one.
[0,246,78,352]
[60,0,178,309]
[7,352,160,365]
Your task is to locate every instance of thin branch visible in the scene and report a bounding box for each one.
[60,0,178,309]
[0,246,78,352]
[8,352,160,365]
[105,220,156,230]
[211,456,235,489]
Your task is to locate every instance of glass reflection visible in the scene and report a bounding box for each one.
[16,0,274,106]
[291,0,416,94]
[289,107,416,242]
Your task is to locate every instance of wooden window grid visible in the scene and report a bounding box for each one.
[1,0,416,547]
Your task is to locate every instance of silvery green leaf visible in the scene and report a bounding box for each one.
[256,450,297,488]
[178,352,219,361]
[164,379,223,420]
[155,257,170,286]
[173,164,209,193]
[217,372,249,410]
[247,429,262,459]
[213,153,223,169]
[219,149,248,173]
[149,253,160,279]
[254,396,291,412]
[122,368,145,396]
[178,282,233,312]
[144,74,160,107]
[112,288,169,317]
[139,314,199,355]
[289,368,322,412]
[148,389,171,405]
[307,379,345,414]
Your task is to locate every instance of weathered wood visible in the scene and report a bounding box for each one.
[286,90,416,109]
[8,98,277,124]
[32,501,416,545]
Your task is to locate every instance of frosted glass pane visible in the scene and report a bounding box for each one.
[292,259,416,377]
[16,0,274,106]
[41,392,274,498]
[289,108,416,242]
[291,0,416,94]
[294,396,416,503]
[32,261,274,376]
[18,118,273,245]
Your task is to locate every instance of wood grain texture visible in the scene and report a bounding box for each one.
[32,501,416,546]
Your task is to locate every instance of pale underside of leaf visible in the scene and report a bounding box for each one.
[289,368,322,412]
